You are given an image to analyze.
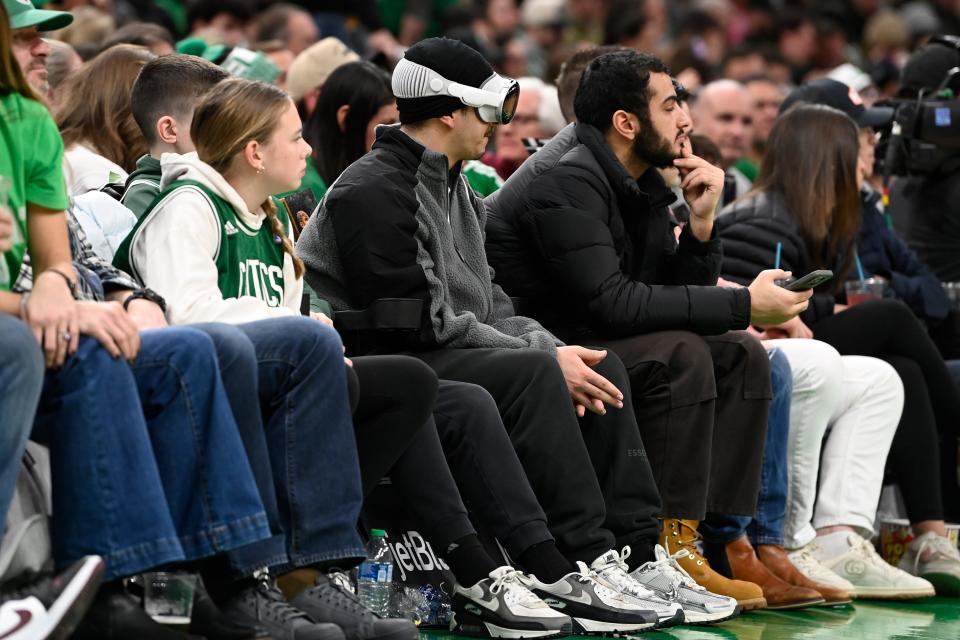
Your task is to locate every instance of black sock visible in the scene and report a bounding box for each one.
[517,541,574,583]
[624,541,655,572]
[444,534,499,587]
[198,556,252,605]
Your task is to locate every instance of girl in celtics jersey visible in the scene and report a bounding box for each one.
[115,77,313,324]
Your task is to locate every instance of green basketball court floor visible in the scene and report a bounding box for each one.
[423,597,960,639]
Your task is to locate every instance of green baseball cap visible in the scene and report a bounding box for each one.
[3,0,73,31]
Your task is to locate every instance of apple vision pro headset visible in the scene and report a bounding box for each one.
[392,57,520,125]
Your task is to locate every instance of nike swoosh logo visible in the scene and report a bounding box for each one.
[0,610,33,638]
[471,596,501,613]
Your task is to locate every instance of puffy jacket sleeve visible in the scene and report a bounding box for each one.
[518,165,750,336]
[718,213,835,325]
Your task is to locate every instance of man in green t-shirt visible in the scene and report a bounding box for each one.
[123,53,230,217]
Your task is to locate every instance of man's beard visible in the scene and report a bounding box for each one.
[632,120,678,169]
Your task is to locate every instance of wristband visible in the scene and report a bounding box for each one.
[122,288,167,313]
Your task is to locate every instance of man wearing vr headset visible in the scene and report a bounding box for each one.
[298,37,741,632]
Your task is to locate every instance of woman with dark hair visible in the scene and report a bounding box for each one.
[718,103,960,598]
[303,61,396,197]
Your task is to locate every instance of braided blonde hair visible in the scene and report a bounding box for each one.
[192,77,305,279]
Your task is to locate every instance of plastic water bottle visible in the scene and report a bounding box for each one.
[357,529,394,617]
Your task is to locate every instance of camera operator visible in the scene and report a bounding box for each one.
[887,39,960,360]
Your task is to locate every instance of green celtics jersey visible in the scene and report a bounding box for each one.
[115,180,290,306]
[0,92,70,290]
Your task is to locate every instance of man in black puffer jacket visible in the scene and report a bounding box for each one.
[486,50,814,605]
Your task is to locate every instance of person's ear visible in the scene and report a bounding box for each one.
[304,89,320,116]
[438,112,457,130]
[336,104,350,132]
[611,109,639,141]
[243,140,265,173]
[156,116,179,145]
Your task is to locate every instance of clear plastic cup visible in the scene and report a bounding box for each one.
[844,278,885,307]
[143,572,196,630]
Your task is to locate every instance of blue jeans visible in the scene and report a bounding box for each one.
[195,318,366,575]
[701,348,792,545]
[0,315,44,520]
[33,328,270,581]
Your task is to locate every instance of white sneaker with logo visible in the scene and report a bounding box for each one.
[588,548,684,627]
[451,567,572,638]
[898,531,960,597]
[631,545,739,625]
[815,532,934,599]
[787,543,858,596]
[520,562,659,635]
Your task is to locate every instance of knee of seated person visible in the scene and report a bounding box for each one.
[1,319,44,383]
[193,323,257,370]
[144,326,220,367]
[868,297,916,325]
[278,315,343,359]
[658,331,714,378]
[503,348,568,385]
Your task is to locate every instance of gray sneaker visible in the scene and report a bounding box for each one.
[630,545,739,625]
[520,562,658,636]
[451,566,572,638]
[219,578,345,640]
[291,572,417,640]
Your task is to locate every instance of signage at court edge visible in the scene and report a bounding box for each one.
[383,530,450,581]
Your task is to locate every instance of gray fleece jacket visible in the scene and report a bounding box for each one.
[296,125,563,353]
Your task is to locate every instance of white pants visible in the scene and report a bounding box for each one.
[768,339,904,549]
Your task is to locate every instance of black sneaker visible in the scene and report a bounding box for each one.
[519,562,658,636]
[219,577,345,640]
[191,577,270,639]
[290,572,417,640]
[0,555,104,640]
[451,566,572,638]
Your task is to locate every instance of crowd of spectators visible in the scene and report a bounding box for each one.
[2,0,960,639]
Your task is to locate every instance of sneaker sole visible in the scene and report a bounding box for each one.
[849,585,936,599]
[765,596,826,611]
[680,604,741,625]
[918,573,960,597]
[450,609,572,639]
[571,617,657,635]
[43,556,106,640]
[737,597,767,611]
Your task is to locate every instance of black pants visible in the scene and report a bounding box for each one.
[591,331,771,520]
[417,348,662,564]
[349,356,553,558]
[811,299,960,522]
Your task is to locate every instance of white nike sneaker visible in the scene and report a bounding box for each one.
[588,548,684,628]
[520,562,659,635]
[898,531,960,597]
[630,545,739,625]
[450,567,572,638]
[815,532,934,599]
[787,543,857,596]
[0,555,104,640]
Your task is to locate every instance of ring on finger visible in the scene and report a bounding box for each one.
[61,331,71,342]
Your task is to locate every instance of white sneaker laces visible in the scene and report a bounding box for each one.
[638,548,704,594]
[594,548,658,598]
[490,569,543,607]
[909,534,960,574]
[853,536,902,578]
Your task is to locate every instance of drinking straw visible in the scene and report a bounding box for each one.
[855,252,866,282]
[774,242,782,270]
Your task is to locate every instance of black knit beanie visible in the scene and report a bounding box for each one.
[395,37,495,124]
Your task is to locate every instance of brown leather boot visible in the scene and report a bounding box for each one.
[756,544,853,606]
[720,536,825,610]
[660,519,767,611]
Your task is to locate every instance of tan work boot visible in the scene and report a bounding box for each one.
[660,519,768,611]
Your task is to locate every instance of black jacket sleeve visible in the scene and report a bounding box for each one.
[718,214,835,325]
[519,165,750,336]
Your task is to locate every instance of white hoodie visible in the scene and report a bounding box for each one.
[129,152,302,325]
